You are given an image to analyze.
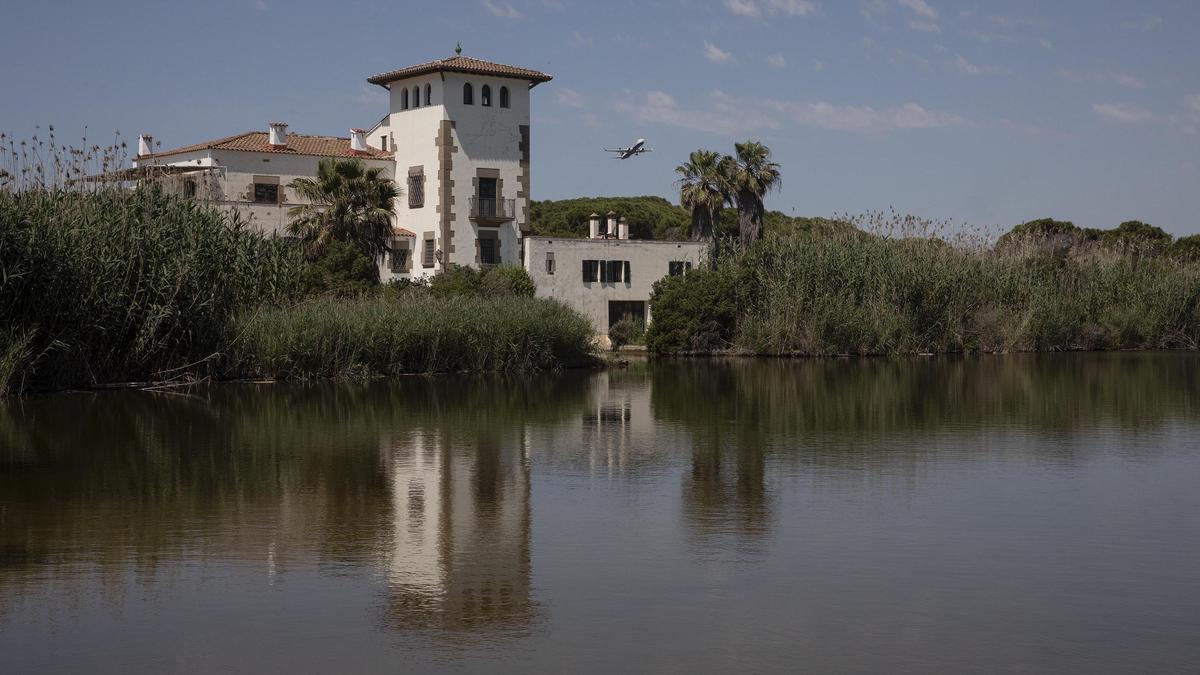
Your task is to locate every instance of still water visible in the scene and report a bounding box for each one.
[2,355,1199,673]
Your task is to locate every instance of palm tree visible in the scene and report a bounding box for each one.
[729,141,781,248]
[676,149,731,265]
[287,159,399,268]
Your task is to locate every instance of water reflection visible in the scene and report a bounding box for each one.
[1,354,1198,671]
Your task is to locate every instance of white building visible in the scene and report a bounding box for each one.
[133,53,551,281]
[524,212,707,341]
[132,52,707,341]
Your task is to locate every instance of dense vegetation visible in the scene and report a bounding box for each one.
[529,196,690,239]
[0,143,594,394]
[231,294,594,379]
[648,219,1200,355]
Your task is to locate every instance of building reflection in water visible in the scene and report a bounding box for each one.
[381,425,533,633]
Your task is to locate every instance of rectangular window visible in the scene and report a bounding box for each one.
[582,259,599,282]
[253,183,279,204]
[545,251,555,275]
[479,237,499,265]
[669,261,693,276]
[183,179,196,198]
[380,135,388,150]
[389,247,409,273]
[423,237,436,268]
[408,174,425,208]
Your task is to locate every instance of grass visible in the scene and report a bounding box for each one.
[229,294,597,379]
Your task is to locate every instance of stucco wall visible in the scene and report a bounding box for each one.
[523,237,708,336]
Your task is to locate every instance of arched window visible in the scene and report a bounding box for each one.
[401,88,409,110]
[499,86,510,108]
[481,84,492,107]
[424,83,432,106]
[412,86,420,108]
[463,82,473,105]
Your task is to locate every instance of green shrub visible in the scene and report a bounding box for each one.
[301,239,378,297]
[608,317,646,350]
[430,264,535,298]
[646,269,741,352]
[482,265,536,297]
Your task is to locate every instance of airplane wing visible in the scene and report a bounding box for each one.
[603,147,630,153]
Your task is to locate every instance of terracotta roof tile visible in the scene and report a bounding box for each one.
[392,226,417,237]
[367,56,552,86]
[141,131,393,161]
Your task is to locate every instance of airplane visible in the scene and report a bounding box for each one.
[604,138,652,159]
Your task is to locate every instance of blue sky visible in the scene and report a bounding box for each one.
[4,0,1199,234]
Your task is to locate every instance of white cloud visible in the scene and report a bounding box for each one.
[704,42,733,63]
[724,0,817,18]
[812,58,825,71]
[897,0,938,31]
[254,0,268,10]
[481,0,521,19]
[1122,15,1162,32]
[766,53,788,69]
[1187,94,1200,115]
[1058,69,1147,89]
[898,0,937,20]
[950,54,1003,76]
[1039,38,1054,50]
[724,0,760,16]
[1092,103,1155,124]
[557,88,587,108]
[568,31,594,48]
[613,89,964,134]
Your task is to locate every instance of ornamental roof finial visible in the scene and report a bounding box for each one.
[455,42,462,55]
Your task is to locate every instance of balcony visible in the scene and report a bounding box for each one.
[469,197,516,224]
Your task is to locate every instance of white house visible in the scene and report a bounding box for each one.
[132,52,706,341]
[524,212,708,341]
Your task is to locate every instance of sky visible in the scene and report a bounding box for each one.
[3,0,1199,235]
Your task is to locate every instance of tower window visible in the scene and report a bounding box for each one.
[425,83,432,105]
[463,82,473,105]
[481,85,492,107]
[499,86,510,108]
[412,85,420,107]
[401,89,409,110]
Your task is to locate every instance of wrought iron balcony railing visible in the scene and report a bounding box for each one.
[469,197,516,222]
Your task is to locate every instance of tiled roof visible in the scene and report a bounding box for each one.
[140,131,393,161]
[367,56,552,86]
[392,226,417,237]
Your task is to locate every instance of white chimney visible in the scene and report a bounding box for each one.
[138,133,154,157]
[588,212,600,239]
[268,121,288,148]
[606,211,617,238]
[349,128,367,153]
[618,216,629,240]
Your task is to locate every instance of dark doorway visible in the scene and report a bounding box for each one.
[608,300,646,330]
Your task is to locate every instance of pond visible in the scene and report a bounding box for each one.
[2,354,1199,673]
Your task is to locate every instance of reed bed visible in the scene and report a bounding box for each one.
[650,215,1200,355]
[230,295,596,378]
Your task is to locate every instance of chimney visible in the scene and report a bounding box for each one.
[588,213,600,239]
[606,211,617,238]
[618,216,629,240]
[268,121,288,148]
[138,133,154,157]
[349,128,367,154]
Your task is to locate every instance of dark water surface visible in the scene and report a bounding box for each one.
[2,354,1199,673]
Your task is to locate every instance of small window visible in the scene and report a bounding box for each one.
[481,84,492,107]
[380,135,387,150]
[499,86,510,108]
[479,237,499,265]
[423,238,436,268]
[582,259,599,282]
[253,183,279,204]
[545,251,555,275]
[389,247,409,273]
[600,260,625,283]
[408,174,425,208]
[425,83,432,105]
[183,179,196,198]
[463,82,473,105]
[401,89,409,110]
[413,86,420,107]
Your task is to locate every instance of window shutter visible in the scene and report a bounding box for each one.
[624,260,631,283]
